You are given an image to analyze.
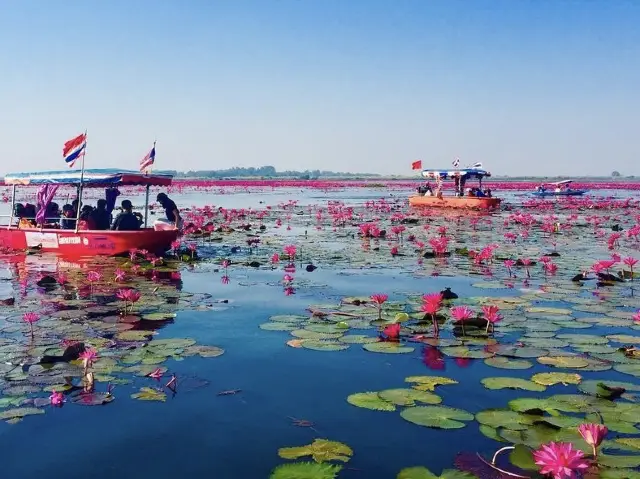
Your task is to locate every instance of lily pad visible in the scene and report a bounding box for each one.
[484,357,533,370]
[0,407,44,420]
[363,342,414,354]
[378,389,442,406]
[131,387,166,402]
[396,467,476,478]
[400,406,474,429]
[475,409,536,431]
[531,372,582,386]
[481,377,546,392]
[278,439,353,463]
[537,356,589,369]
[405,376,458,391]
[346,392,396,411]
[301,340,349,352]
[269,462,342,479]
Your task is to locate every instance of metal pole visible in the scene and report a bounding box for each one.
[7,185,16,229]
[144,184,150,228]
[74,130,87,233]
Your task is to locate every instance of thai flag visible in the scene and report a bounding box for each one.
[452,157,460,168]
[63,133,86,168]
[140,143,156,172]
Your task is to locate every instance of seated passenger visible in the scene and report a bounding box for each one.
[89,199,111,230]
[77,205,96,230]
[475,189,486,197]
[111,200,141,231]
[60,204,77,230]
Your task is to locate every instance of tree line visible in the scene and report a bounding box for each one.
[155,166,380,179]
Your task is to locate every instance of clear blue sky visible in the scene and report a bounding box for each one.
[1,0,638,176]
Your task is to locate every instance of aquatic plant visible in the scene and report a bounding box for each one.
[577,423,607,458]
[532,442,590,479]
[22,311,40,338]
[421,292,443,337]
[623,256,638,279]
[49,390,65,407]
[370,293,388,320]
[481,305,502,334]
[450,306,474,336]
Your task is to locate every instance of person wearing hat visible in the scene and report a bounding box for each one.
[111,200,141,231]
[155,192,182,230]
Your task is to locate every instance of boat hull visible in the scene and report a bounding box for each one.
[531,190,588,197]
[0,227,179,256]
[409,195,501,210]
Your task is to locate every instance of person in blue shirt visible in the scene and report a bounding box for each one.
[111,200,141,231]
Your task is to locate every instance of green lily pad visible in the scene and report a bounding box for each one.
[346,392,396,411]
[301,340,350,352]
[615,438,640,450]
[378,389,442,406]
[363,342,414,354]
[475,409,536,430]
[400,406,474,429]
[531,372,582,386]
[278,439,353,463]
[404,376,458,391]
[0,407,45,420]
[481,377,546,392]
[269,462,342,479]
[131,387,166,402]
[270,315,308,323]
[339,335,378,344]
[260,322,298,331]
[509,444,538,471]
[537,356,589,369]
[396,467,476,478]
[599,455,640,469]
[556,333,609,345]
[142,312,177,321]
[578,380,640,398]
[607,335,640,344]
[484,357,533,370]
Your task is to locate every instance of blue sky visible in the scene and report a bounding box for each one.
[1,0,638,176]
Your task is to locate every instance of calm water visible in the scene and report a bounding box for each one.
[1,187,639,478]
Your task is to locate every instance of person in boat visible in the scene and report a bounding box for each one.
[424,182,433,196]
[475,188,486,198]
[485,188,492,198]
[156,193,183,230]
[89,199,111,230]
[60,204,76,229]
[112,200,141,231]
[77,205,96,230]
[15,203,35,229]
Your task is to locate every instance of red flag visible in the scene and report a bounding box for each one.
[411,160,422,170]
[63,133,86,157]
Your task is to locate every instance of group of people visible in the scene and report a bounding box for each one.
[416,181,491,198]
[15,192,181,231]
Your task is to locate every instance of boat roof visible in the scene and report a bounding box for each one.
[547,179,573,186]
[421,167,491,180]
[3,169,173,187]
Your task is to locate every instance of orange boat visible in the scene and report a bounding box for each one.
[1,169,179,256]
[409,166,501,210]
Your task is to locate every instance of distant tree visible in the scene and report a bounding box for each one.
[611,170,621,177]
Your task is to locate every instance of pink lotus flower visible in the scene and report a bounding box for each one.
[633,310,640,323]
[23,311,40,338]
[221,259,230,269]
[578,423,607,457]
[383,323,400,340]
[421,293,443,337]
[544,261,558,275]
[283,244,297,259]
[482,305,502,333]
[504,259,515,277]
[79,348,98,372]
[390,246,399,256]
[533,442,590,479]
[114,268,126,282]
[171,240,181,252]
[450,306,474,336]
[624,256,638,279]
[271,253,280,264]
[221,275,230,284]
[49,390,65,406]
[86,270,101,283]
[147,368,163,380]
[371,293,388,320]
[284,286,295,296]
[283,274,294,283]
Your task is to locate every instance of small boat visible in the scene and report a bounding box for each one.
[0,169,179,256]
[409,167,501,210]
[531,180,588,197]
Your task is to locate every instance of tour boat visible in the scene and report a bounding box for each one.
[0,169,180,256]
[409,167,501,210]
[531,180,588,197]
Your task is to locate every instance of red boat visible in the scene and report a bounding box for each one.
[410,166,501,210]
[1,169,180,256]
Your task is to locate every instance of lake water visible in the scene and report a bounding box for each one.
[1,186,640,478]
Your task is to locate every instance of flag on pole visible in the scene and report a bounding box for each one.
[452,157,460,168]
[140,142,156,172]
[63,133,86,168]
[411,160,422,170]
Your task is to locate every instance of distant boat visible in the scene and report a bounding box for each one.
[409,167,501,210]
[531,180,588,197]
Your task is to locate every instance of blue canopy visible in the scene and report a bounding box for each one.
[4,169,173,187]
[421,168,491,180]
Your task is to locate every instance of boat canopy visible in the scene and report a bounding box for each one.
[548,180,573,186]
[3,169,173,187]
[421,167,491,180]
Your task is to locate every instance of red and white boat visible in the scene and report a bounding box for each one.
[409,167,501,210]
[1,169,180,256]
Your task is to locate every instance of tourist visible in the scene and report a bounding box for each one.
[111,200,141,231]
[90,199,111,230]
[60,204,76,230]
[78,205,96,230]
[156,192,182,230]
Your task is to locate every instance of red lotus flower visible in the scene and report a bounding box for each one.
[633,310,640,323]
[114,268,126,282]
[23,311,40,338]
[283,244,297,258]
[481,305,502,333]
[221,275,230,284]
[383,323,400,340]
[271,253,280,263]
[578,423,607,457]
[370,294,388,305]
[86,271,101,283]
[533,442,590,479]
[49,390,65,406]
[450,306,474,336]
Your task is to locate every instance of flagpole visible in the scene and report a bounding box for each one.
[74,130,87,233]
